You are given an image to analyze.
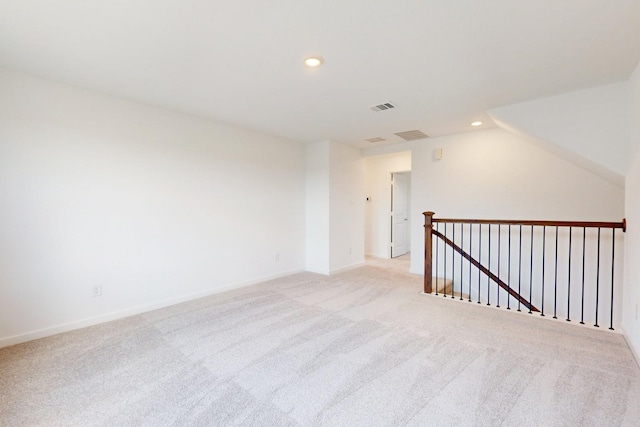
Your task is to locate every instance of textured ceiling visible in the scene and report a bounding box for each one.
[1,0,639,148]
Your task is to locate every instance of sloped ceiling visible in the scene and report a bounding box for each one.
[489,83,632,186]
[0,0,639,148]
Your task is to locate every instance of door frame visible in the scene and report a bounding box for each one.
[390,171,411,258]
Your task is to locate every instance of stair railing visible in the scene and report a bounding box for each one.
[423,212,626,330]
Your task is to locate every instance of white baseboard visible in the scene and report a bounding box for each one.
[307,261,368,276]
[0,268,304,349]
[410,267,423,275]
[365,252,390,259]
[330,261,366,275]
[621,328,640,369]
[305,268,330,275]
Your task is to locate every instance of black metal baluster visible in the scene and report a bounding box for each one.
[497,225,501,308]
[553,226,558,319]
[487,224,491,306]
[443,223,447,298]
[460,223,464,300]
[478,225,482,304]
[610,229,616,330]
[518,225,522,312]
[507,224,512,310]
[468,223,472,302]
[529,225,534,314]
[541,226,546,317]
[452,223,456,299]
[435,222,439,295]
[594,227,601,328]
[566,227,572,322]
[580,228,586,325]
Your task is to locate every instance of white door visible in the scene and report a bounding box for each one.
[391,173,409,257]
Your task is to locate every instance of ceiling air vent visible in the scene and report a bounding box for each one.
[370,102,396,112]
[365,137,386,143]
[394,130,429,141]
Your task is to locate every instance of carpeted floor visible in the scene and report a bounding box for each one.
[1,256,640,426]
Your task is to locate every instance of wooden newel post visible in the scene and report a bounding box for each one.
[423,211,435,294]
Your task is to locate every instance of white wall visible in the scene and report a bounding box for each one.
[305,141,330,274]
[624,61,640,361]
[409,128,624,272]
[364,152,411,258]
[489,83,632,183]
[0,69,306,347]
[329,142,365,272]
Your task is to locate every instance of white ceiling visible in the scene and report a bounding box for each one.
[1,0,639,148]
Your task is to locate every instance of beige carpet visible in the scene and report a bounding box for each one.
[1,256,640,426]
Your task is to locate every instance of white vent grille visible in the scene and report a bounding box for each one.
[365,137,386,143]
[370,102,396,112]
[394,130,429,141]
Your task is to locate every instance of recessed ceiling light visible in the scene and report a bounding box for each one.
[304,56,324,67]
[471,121,483,127]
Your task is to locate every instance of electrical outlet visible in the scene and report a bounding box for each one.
[92,284,102,298]
[275,253,280,262]
[348,247,352,255]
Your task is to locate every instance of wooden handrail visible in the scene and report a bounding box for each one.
[423,212,625,323]
[432,218,626,232]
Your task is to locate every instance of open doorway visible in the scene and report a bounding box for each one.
[391,172,411,258]
[363,151,411,261]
